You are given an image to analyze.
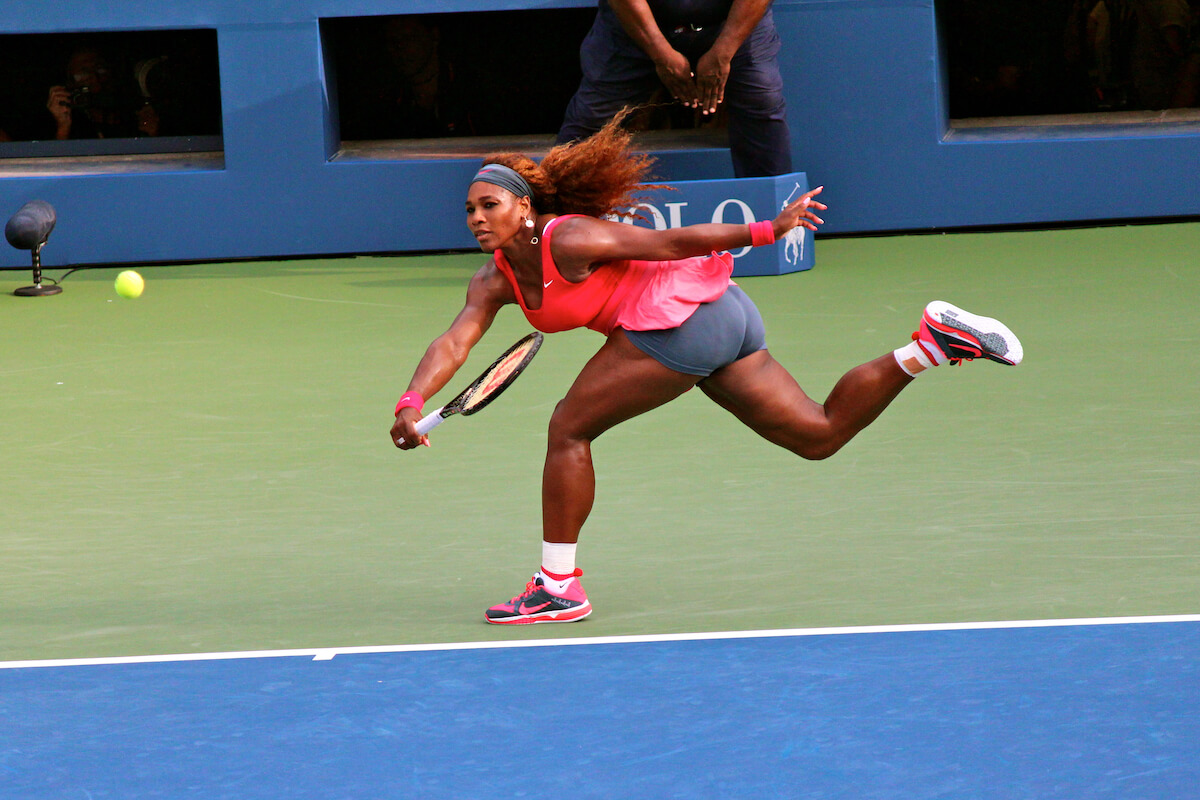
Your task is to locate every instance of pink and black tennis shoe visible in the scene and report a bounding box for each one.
[914,301,1023,366]
[485,569,591,625]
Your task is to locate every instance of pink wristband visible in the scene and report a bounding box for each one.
[395,391,424,417]
[749,220,776,247]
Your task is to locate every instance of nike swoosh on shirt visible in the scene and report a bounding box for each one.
[543,280,554,288]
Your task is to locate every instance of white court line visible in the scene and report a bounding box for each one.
[3,613,1199,671]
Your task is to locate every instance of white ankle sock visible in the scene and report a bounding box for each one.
[894,339,942,376]
[541,541,577,578]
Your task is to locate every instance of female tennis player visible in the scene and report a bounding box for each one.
[391,114,1023,625]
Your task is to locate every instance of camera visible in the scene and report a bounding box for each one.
[70,85,92,110]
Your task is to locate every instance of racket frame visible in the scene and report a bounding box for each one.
[404,331,544,441]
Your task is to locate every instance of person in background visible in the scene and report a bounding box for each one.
[45,45,137,140]
[1128,0,1192,108]
[1170,0,1200,106]
[557,0,793,177]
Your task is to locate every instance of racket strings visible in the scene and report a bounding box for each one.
[462,343,537,410]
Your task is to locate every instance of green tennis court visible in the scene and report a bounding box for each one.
[3,221,1198,663]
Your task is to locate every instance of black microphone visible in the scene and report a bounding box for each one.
[5,199,56,250]
[6,200,62,296]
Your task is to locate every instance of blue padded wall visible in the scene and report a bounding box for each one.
[1,0,1198,270]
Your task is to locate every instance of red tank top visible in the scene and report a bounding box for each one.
[492,215,733,335]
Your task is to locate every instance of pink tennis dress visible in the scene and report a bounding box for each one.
[492,215,735,335]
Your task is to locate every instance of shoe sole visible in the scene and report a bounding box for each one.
[924,301,1023,366]
[484,602,593,625]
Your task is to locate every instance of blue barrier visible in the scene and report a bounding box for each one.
[619,172,813,277]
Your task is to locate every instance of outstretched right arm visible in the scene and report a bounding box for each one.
[391,261,514,450]
[550,186,826,275]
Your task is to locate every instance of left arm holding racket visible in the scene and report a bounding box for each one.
[394,330,543,447]
[391,263,521,450]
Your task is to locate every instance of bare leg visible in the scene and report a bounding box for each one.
[543,330,700,543]
[699,350,913,460]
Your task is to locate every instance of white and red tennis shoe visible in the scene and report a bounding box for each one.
[485,569,591,624]
[914,301,1023,366]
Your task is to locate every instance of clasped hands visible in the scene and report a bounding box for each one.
[654,48,731,115]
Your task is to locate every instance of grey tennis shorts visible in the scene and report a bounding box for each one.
[623,285,767,377]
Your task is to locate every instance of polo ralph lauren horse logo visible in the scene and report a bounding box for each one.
[782,182,806,266]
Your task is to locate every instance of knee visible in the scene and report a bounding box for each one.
[795,444,837,461]
[547,399,587,449]
[760,422,846,461]
[791,434,846,462]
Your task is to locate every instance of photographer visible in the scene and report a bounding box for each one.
[45,46,137,140]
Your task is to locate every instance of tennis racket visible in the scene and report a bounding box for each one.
[396,331,544,445]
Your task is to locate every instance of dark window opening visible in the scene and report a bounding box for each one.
[939,0,1200,122]
[0,29,223,159]
[323,10,727,146]
[325,11,593,141]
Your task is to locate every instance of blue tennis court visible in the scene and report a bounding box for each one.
[4,617,1198,799]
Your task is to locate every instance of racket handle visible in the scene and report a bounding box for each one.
[396,407,447,445]
[414,408,447,436]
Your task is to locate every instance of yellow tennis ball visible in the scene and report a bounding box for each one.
[114,270,144,299]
